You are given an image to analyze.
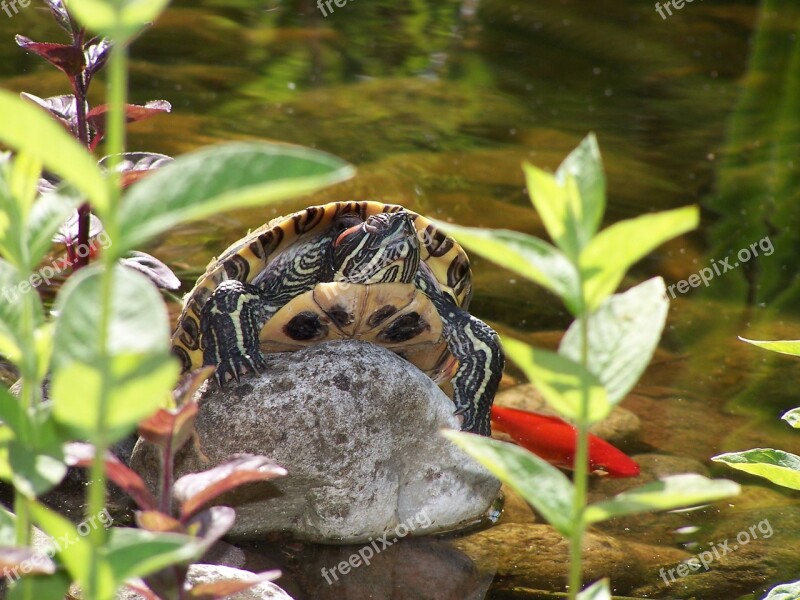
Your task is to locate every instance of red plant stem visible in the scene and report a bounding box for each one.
[70,26,93,270]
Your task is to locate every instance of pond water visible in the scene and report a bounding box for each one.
[2,0,800,598]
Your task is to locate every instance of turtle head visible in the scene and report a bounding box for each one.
[331,212,420,284]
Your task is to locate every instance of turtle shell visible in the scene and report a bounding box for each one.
[171,201,473,373]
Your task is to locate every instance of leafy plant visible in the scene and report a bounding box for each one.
[438,134,740,599]
[0,0,354,598]
[712,337,800,599]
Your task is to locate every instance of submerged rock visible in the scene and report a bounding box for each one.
[131,340,500,543]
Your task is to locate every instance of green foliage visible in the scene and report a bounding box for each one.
[713,449,800,491]
[0,0,355,597]
[438,134,737,599]
[443,430,575,537]
[712,337,800,599]
[115,142,354,256]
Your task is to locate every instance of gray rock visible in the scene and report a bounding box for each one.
[131,340,500,543]
[114,564,294,600]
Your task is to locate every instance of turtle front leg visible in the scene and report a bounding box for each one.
[200,279,272,384]
[440,302,503,436]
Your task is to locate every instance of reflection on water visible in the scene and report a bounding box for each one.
[1,0,800,598]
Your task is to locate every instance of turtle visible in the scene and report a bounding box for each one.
[171,201,503,435]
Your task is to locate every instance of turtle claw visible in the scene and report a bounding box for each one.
[213,351,267,387]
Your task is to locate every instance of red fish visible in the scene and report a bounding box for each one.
[490,405,640,478]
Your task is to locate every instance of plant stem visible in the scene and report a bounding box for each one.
[567,306,591,599]
[85,19,128,600]
[70,27,93,271]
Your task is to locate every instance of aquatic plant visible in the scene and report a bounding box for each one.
[0,0,353,598]
[712,338,800,599]
[438,134,741,599]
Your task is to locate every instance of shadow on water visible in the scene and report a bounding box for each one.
[1,0,800,598]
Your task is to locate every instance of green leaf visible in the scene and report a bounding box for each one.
[442,430,575,536]
[28,500,96,589]
[115,142,355,256]
[0,505,18,546]
[503,336,610,422]
[8,441,66,498]
[52,265,177,442]
[0,386,26,438]
[782,408,800,429]
[712,449,800,491]
[579,206,699,311]
[524,133,605,260]
[27,191,80,271]
[0,91,108,212]
[8,571,71,600]
[103,527,202,586]
[577,578,611,600]
[557,133,605,238]
[52,264,170,370]
[739,337,800,357]
[559,277,669,405]
[428,221,581,313]
[762,580,800,600]
[52,353,178,443]
[584,474,740,524]
[68,0,169,39]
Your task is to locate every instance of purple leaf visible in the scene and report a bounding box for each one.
[0,548,56,574]
[84,38,112,82]
[138,397,200,453]
[20,92,80,133]
[184,506,235,551]
[136,510,183,533]
[97,151,174,188]
[16,36,85,76]
[66,443,158,511]
[52,210,104,245]
[45,0,73,33]
[125,580,161,600]
[185,570,282,600]
[121,251,181,290]
[88,101,172,143]
[174,456,286,520]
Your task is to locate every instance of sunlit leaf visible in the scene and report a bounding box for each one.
[52,264,171,369]
[503,336,610,422]
[560,277,669,405]
[584,474,740,524]
[0,90,108,212]
[138,400,199,454]
[577,578,611,600]
[712,449,800,491]
[762,580,800,600]
[52,354,178,443]
[782,408,800,429]
[15,36,85,76]
[27,191,80,270]
[442,430,574,536]
[174,455,286,519]
[69,0,170,39]
[579,206,699,311]
[115,142,355,256]
[429,221,581,313]
[184,506,236,554]
[523,134,604,260]
[739,338,800,357]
